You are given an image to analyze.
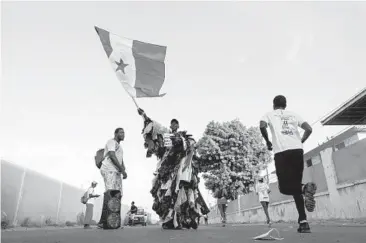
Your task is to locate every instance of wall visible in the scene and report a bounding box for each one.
[1,160,128,226]
[1,161,23,223]
[207,138,366,223]
[333,139,366,184]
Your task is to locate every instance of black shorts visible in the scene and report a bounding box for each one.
[274,149,304,196]
[260,201,269,208]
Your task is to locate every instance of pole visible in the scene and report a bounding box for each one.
[237,194,241,214]
[131,96,140,109]
[56,182,63,224]
[13,167,26,226]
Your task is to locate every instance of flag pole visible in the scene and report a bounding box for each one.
[131,96,140,109]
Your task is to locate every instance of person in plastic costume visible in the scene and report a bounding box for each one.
[137,108,210,230]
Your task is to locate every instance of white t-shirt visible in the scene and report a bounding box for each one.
[86,187,95,205]
[261,109,305,154]
[100,139,123,172]
[256,182,270,202]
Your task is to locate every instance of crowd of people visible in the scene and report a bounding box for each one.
[81,94,317,234]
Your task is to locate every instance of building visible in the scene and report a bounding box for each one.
[304,126,366,168]
[303,87,366,166]
[321,87,366,126]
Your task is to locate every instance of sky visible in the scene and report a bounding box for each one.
[1,1,366,219]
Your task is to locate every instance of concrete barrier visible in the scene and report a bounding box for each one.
[1,160,129,226]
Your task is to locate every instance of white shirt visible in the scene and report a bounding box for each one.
[100,139,123,172]
[256,182,270,202]
[261,109,305,154]
[86,187,95,205]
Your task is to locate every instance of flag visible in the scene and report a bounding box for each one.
[95,26,167,98]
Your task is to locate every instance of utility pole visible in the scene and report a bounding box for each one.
[56,182,63,224]
[13,167,27,226]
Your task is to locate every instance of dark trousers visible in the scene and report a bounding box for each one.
[218,204,227,223]
[275,149,306,222]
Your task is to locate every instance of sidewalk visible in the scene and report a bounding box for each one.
[210,218,366,228]
[311,218,366,227]
[2,225,83,232]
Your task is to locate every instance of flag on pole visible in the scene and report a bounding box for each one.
[95,26,167,98]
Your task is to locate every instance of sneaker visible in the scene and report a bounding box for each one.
[303,182,317,212]
[267,219,272,226]
[84,224,92,229]
[297,222,311,233]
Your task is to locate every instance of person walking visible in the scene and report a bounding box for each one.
[204,215,208,225]
[216,189,228,227]
[259,95,317,233]
[83,181,100,229]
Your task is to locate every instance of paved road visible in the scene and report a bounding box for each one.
[2,223,365,243]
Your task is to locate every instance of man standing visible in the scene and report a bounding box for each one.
[84,181,100,229]
[259,95,317,233]
[256,177,271,225]
[98,128,127,229]
[100,128,127,191]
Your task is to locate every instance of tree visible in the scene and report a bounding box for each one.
[194,119,271,200]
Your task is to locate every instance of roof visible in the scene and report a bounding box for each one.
[321,87,366,125]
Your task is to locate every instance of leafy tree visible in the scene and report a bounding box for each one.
[194,119,271,200]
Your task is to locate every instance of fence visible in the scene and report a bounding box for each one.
[1,160,129,226]
[208,138,366,223]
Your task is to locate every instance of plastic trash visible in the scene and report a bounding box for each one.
[253,228,284,241]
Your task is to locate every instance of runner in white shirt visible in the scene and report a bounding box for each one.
[143,214,148,226]
[256,177,271,225]
[259,95,317,233]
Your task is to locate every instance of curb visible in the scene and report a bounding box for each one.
[208,222,366,228]
[2,226,84,232]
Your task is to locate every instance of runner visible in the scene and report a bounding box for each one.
[256,177,271,225]
[259,95,317,233]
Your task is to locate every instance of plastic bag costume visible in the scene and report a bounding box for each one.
[139,111,210,229]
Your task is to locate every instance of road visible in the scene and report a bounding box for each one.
[2,223,365,243]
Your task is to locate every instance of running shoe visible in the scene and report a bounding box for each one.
[297,221,311,233]
[303,182,317,212]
